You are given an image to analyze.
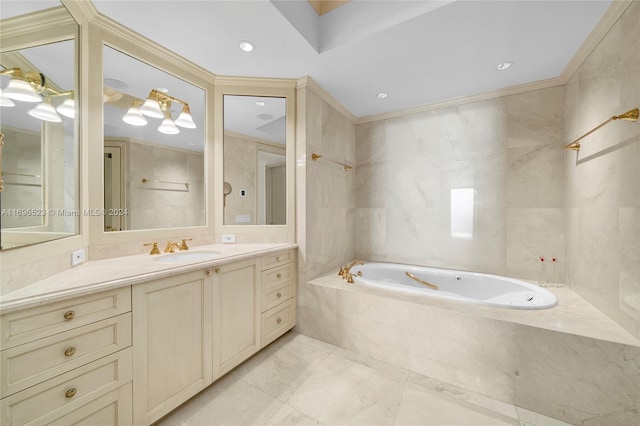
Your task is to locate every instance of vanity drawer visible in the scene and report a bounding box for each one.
[1,287,131,350]
[261,250,294,270]
[261,263,295,289]
[261,281,294,313]
[1,313,132,398]
[47,383,132,426]
[1,348,132,426]
[261,298,295,347]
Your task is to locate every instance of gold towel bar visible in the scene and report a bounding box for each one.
[565,108,638,152]
[311,153,352,171]
[142,178,189,191]
[406,272,439,290]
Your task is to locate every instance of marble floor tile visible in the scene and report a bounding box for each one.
[516,407,572,426]
[264,404,325,426]
[156,373,282,426]
[407,371,518,420]
[393,382,519,426]
[286,353,407,426]
[233,332,332,402]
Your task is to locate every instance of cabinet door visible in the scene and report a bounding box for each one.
[212,258,261,379]
[132,270,213,426]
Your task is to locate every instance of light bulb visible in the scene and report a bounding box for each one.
[158,114,179,134]
[139,98,164,118]
[3,79,41,102]
[122,106,148,126]
[0,89,15,107]
[28,100,62,122]
[175,105,196,129]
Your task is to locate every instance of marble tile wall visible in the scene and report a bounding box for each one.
[356,86,565,282]
[223,133,258,225]
[564,0,640,338]
[128,141,205,230]
[296,86,356,339]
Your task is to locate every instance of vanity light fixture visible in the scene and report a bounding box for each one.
[239,40,255,52]
[122,88,196,134]
[377,92,388,99]
[122,100,148,126]
[158,110,180,135]
[28,97,62,122]
[56,98,75,119]
[0,89,15,107]
[495,61,513,71]
[1,69,44,102]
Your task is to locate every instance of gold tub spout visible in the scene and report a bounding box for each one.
[406,272,439,290]
[341,260,364,284]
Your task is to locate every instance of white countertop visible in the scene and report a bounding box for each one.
[0,243,297,314]
[310,272,640,347]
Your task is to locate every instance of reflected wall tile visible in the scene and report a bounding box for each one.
[618,208,640,334]
[515,325,640,425]
[506,208,564,282]
[506,86,564,149]
[507,144,563,208]
[356,121,387,165]
[564,207,579,287]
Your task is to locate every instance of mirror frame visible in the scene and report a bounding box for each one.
[214,78,296,242]
[0,6,81,258]
[87,20,215,247]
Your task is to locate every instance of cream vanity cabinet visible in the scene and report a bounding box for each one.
[132,269,213,425]
[0,287,133,425]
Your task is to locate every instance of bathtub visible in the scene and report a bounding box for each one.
[349,262,557,309]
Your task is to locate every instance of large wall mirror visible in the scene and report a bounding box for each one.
[102,45,206,232]
[223,95,286,225]
[0,4,78,250]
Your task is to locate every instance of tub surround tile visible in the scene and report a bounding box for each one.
[515,325,640,426]
[285,353,406,426]
[515,407,572,426]
[295,280,338,345]
[393,382,518,426]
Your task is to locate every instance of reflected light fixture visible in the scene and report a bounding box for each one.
[0,89,15,107]
[495,61,513,71]
[122,100,147,126]
[377,92,388,99]
[28,97,62,122]
[158,110,180,135]
[122,88,196,134]
[56,98,75,118]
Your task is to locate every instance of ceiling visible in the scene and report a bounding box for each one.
[90,0,611,119]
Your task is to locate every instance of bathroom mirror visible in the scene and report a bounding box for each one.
[0,4,79,250]
[102,45,206,232]
[223,95,286,225]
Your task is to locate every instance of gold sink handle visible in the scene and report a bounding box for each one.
[180,238,192,251]
[144,242,161,255]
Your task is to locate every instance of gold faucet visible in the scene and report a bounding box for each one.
[144,242,161,255]
[164,240,179,253]
[179,238,192,251]
[340,260,364,284]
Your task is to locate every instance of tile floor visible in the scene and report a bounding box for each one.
[156,332,570,426]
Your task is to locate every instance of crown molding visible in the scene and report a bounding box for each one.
[356,77,565,124]
[297,76,358,124]
[61,0,98,25]
[214,75,297,89]
[559,0,633,84]
[0,7,76,41]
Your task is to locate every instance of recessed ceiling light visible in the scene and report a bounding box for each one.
[256,101,266,107]
[377,92,388,99]
[256,113,273,120]
[103,77,129,90]
[495,61,513,71]
[239,40,255,52]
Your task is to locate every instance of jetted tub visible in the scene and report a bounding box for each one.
[350,262,557,309]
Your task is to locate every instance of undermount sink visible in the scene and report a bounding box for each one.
[154,250,221,263]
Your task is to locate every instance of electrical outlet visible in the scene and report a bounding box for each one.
[222,234,236,243]
[71,248,86,266]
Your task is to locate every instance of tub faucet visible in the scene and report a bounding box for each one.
[164,240,179,253]
[342,260,364,284]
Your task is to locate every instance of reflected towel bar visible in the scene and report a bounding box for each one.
[565,108,638,152]
[141,178,189,191]
[311,153,352,171]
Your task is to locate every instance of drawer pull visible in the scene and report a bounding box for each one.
[206,270,212,276]
[277,292,282,298]
[276,273,282,279]
[63,310,76,320]
[277,317,282,324]
[65,388,77,398]
[214,267,221,274]
[64,347,76,357]
[276,256,281,262]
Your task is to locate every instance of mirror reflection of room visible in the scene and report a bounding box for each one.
[102,46,206,232]
[223,95,286,226]
[0,37,78,250]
